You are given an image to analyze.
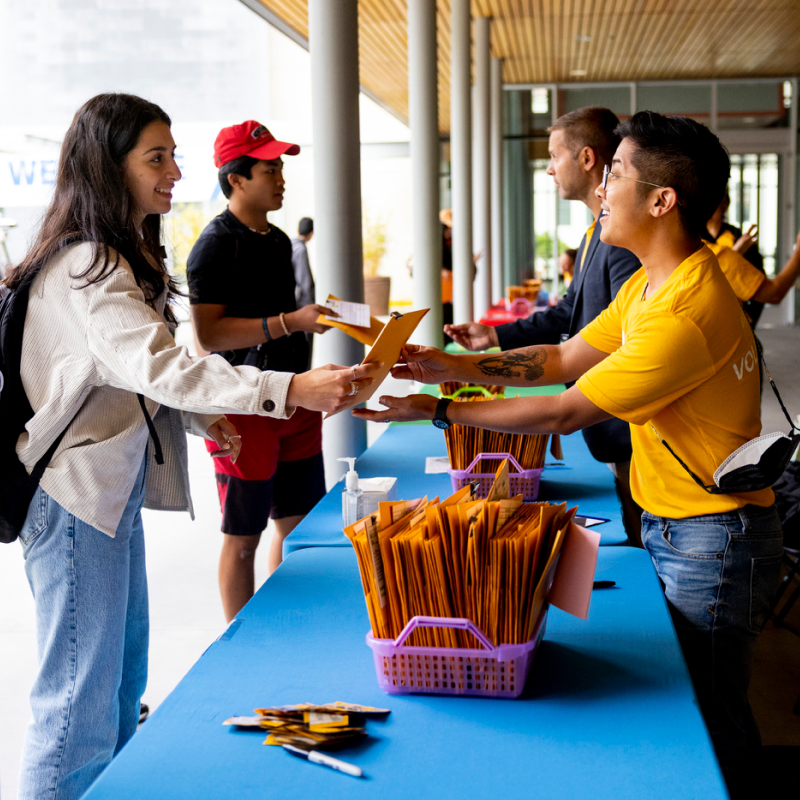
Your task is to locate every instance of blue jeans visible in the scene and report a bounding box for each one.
[641,504,783,762]
[18,455,148,800]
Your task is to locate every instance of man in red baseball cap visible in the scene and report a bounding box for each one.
[187,121,335,621]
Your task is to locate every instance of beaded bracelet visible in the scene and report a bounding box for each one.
[279,312,290,337]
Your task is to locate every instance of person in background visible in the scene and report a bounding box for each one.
[706,191,765,325]
[292,216,315,309]
[703,211,800,322]
[440,208,454,328]
[445,107,643,547]
[559,247,577,290]
[291,216,315,368]
[356,112,782,794]
[10,93,376,800]
[187,121,335,622]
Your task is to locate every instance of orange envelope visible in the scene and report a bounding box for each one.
[318,295,429,417]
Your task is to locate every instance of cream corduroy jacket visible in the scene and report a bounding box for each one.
[17,243,294,536]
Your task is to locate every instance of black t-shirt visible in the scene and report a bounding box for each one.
[187,209,309,374]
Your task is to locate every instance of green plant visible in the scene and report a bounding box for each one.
[164,203,211,283]
[535,231,570,259]
[362,213,388,277]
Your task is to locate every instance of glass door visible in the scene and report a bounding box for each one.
[727,153,780,276]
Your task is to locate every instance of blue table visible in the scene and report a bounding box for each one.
[285,423,628,555]
[83,546,726,799]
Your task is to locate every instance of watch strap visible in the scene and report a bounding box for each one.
[434,397,453,428]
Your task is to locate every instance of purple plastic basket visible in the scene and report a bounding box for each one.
[448,452,544,501]
[366,611,548,698]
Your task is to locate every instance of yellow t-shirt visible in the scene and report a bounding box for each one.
[577,245,773,518]
[704,239,765,303]
[716,228,736,249]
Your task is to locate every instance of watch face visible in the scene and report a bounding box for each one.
[432,418,449,430]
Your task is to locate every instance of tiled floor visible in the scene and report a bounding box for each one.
[1,320,798,799]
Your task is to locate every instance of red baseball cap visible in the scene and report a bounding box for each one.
[213,120,300,168]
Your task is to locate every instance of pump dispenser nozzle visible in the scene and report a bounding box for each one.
[337,457,359,492]
[337,457,363,526]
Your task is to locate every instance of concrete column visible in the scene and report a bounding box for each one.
[450,0,473,324]
[308,0,367,479]
[472,16,491,317]
[490,57,504,303]
[408,0,442,348]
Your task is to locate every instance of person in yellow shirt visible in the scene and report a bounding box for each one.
[704,232,800,312]
[707,192,764,324]
[354,112,783,786]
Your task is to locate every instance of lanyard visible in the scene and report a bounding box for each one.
[579,221,596,272]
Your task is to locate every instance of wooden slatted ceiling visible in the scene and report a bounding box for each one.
[251,0,800,134]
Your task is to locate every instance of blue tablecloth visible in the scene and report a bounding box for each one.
[83,546,726,799]
[284,423,628,555]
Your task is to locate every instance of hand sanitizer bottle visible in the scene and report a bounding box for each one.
[337,457,364,527]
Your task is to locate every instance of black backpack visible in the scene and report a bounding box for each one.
[0,275,163,544]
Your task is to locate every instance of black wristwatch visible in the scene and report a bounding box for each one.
[432,398,453,430]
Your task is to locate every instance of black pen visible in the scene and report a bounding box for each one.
[592,580,616,589]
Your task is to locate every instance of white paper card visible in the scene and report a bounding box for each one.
[324,299,371,328]
[425,456,451,474]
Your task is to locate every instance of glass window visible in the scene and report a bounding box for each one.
[561,86,631,119]
[717,82,788,129]
[636,84,711,121]
[728,154,779,276]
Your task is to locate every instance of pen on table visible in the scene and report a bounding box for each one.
[592,580,616,589]
[281,744,364,778]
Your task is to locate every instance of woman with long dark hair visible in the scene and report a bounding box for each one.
[9,93,374,799]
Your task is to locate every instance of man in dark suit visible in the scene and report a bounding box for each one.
[446,106,642,544]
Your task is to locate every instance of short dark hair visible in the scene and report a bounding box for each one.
[548,107,621,166]
[615,112,730,238]
[298,217,313,236]
[218,155,259,199]
[563,248,578,261]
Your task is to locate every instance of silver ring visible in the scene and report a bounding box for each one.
[349,382,359,396]
[227,435,242,442]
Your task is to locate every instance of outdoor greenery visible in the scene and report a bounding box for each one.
[362,212,389,277]
[535,231,570,259]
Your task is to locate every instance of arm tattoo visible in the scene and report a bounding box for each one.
[475,347,547,382]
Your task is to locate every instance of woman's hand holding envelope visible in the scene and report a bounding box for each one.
[287,362,382,414]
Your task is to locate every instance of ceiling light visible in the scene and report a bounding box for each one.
[570,69,587,77]
[575,35,592,42]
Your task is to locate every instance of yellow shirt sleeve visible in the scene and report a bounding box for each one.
[578,288,624,355]
[578,312,715,426]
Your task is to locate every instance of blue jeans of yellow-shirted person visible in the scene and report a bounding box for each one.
[18,454,148,800]
[641,503,783,768]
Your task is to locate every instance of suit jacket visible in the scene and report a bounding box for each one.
[495,228,640,464]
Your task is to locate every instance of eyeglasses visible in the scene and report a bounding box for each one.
[602,164,665,191]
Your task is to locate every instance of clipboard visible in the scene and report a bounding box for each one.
[318,295,429,417]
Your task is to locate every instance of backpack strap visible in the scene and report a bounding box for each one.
[137,393,164,465]
[756,336,799,433]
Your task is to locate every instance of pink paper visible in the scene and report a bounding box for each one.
[548,522,601,620]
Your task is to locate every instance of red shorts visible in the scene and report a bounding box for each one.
[206,408,324,534]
